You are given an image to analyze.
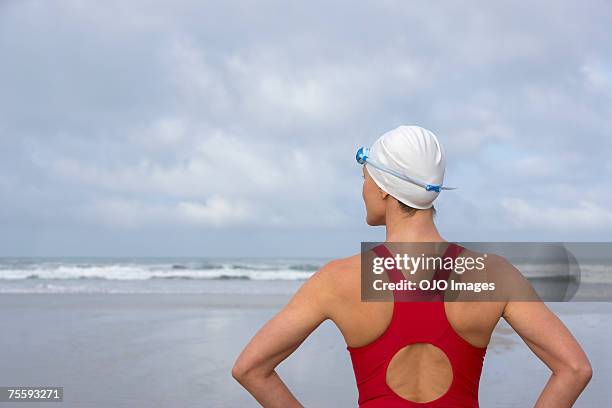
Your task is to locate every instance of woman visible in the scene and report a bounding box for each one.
[232,125,592,407]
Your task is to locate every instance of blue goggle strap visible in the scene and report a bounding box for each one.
[356,146,456,192]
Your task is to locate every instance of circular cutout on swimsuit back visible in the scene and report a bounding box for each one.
[385,342,453,403]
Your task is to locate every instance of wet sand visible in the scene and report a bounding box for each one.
[0,294,609,407]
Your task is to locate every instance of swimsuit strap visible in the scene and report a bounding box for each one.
[433,242,465,282]
[371,245,406,285]
[372,242,464,301]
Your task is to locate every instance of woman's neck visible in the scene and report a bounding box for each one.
[384,206,445,243]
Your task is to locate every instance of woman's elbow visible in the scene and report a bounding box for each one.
[231,358,251,383]
[232,356,268,385]
[560,359,593,387]
[573,361,593,385]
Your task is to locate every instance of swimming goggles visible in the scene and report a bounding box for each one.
[356,146,456,192]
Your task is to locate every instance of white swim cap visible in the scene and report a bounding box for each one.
[365,125,448,209]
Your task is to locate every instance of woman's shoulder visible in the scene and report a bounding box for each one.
[311,254,363,300]
[320,253,362,278]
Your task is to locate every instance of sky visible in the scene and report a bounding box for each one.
[0,0,611,257]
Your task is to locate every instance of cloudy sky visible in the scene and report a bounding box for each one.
[0,0,611,257]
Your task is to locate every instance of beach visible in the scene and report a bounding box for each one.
[2,0,610,406]
[0,293,609,407]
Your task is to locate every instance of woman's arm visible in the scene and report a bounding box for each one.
[503,300,592,407]
[232,261,337,407]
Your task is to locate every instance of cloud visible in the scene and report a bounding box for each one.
[27,124,352,230]
[500,198,612,230]
[85,196,254,229]
[31,126,341,196]
[1,0,611,254]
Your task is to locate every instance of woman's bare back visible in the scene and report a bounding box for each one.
[327,250,506,349]
[324,249,506,401]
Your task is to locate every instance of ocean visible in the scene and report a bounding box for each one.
[0,257,329,294]
[0,257,610,299]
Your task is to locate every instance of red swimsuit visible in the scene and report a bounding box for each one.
[347,243,487,407]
